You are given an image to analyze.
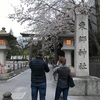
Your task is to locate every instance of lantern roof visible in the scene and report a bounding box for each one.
[0,27,16,40]
[59,32,75,38]
[59,32,75,41]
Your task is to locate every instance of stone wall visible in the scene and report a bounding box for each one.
[69,76,100,96]
[6,61,29,70]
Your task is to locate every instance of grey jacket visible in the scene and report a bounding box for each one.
[53,64,70,88]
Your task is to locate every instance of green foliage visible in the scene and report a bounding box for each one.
[6,39,23,59]
[32,41,42,57]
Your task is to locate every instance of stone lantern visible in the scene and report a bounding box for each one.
[60,32,75,66]
[0,27,16,74]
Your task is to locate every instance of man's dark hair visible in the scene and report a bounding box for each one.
[37,51,43,57]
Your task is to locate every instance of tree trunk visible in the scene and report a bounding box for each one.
[54,44,58,64]
[29,44,33,62]
[95,0,100,32]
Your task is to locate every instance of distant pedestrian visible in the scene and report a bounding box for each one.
[53,57,70,100]
[29,51,50,100]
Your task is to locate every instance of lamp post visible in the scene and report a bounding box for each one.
[0,27,16,74]
[60,33,74,66]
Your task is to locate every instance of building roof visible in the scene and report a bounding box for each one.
[20,33,35,37]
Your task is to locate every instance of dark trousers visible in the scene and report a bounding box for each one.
[54,86,69,100]
[31,83,46,100]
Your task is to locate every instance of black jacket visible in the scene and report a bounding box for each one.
[29,57,49,84]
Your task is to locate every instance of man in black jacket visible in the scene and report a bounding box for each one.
[29,51,50,100]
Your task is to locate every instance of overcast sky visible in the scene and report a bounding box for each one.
[0,0,25,37]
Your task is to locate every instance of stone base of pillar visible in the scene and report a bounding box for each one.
[0,67,14,80]
[0,71,13,80]
[0,66,12,74]
[68,76,100,96]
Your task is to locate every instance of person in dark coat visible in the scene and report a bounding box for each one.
[53,57,70,100]
[29,51,50,100]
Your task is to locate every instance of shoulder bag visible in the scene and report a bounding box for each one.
[68,75,75,88]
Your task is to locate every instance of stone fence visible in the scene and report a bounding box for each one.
[0,60,29,79]
[89,56,100,78]
[6,61,29,71]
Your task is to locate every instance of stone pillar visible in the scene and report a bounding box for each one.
[0,50,6,66]
[64,50,72,66]
[74,14,89,76]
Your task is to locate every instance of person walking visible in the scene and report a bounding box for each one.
[53,57,70,100]
[29,51,50,100]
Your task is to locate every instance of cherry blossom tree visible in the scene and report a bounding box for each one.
[9,0,89,44]
[9,0,100,58]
